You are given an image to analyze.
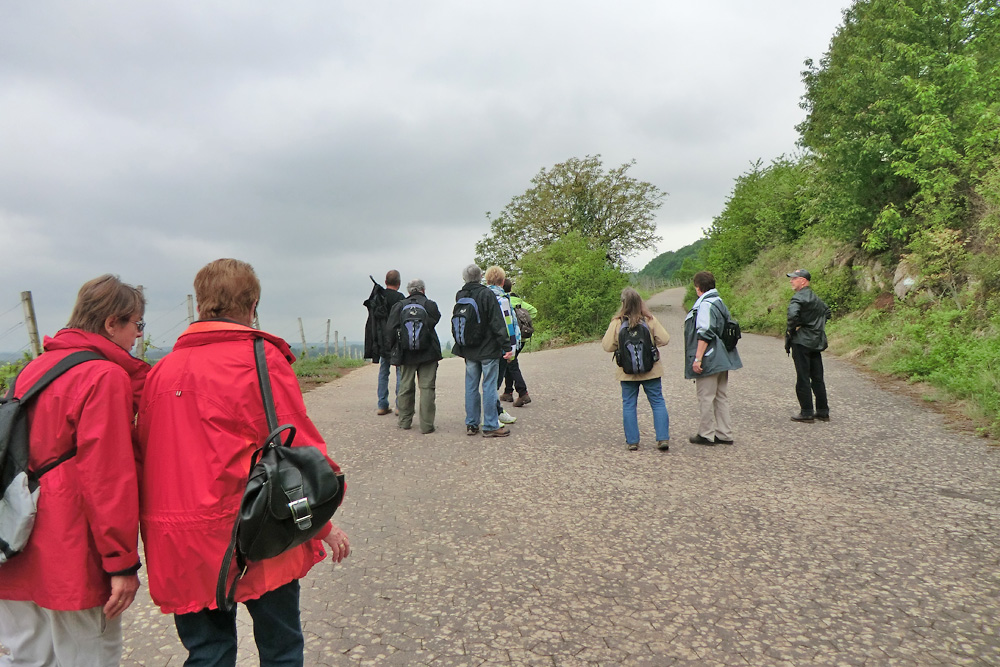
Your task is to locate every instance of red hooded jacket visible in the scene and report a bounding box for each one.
[136,321,340,614]
[0,329,149,610]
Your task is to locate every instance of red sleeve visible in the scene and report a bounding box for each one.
[73,366,141,574]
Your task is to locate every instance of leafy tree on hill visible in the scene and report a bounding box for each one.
[638,238,707,282]
[475,155,665,271]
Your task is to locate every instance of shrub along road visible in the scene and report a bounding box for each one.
[119,287,999,665]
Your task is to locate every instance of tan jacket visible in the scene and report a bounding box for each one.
[601,315,670,382]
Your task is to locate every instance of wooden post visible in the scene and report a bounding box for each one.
[298,318,308,359]
[334,331,339,357]
[187,295,195,324]
[20,291,42,358]
[325,320,331,356]
[135,286,146,359]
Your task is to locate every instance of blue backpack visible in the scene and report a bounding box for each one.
[451,296,482,347]
[399,302,431,351]
[615,318,659,374]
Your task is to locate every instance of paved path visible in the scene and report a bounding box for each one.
[114,287,1000,665]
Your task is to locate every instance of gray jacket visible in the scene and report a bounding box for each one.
[684,289,742,379]
[787,286,831,351]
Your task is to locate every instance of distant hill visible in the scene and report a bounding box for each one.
[638,238,706,281]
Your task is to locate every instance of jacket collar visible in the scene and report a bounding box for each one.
[43,328,149,380]
[174,321,296,363]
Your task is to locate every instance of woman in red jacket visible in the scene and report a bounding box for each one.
[136,259,349,666]
[0,274,149,667]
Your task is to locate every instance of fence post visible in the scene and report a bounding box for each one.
[187,295,195,324]
[325,319,330,356]
[334,331,339,357]
[298,318,308,359]
[21,291,42,358]
[135,286,146,359]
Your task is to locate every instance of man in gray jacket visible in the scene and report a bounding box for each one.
[685,271,742,445]
[786,268,832,422]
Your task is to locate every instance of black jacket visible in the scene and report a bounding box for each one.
[451,282,510,362]
[384,293,443,366]
[363,281,404,362]
[787,286,831,351]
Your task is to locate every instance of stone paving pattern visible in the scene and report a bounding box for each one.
[60,289,1000,663]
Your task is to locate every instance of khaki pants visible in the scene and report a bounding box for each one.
[0,600,122,667]
[398,361,438,433]
[695,371,732,441]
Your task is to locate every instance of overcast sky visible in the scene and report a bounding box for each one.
[0,1,852,355]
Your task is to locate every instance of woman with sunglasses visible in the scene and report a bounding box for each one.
[0,274,150,666]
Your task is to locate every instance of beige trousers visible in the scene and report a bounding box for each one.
[695,371,732,441]
[0,600,122,667]
[397,360,438,433]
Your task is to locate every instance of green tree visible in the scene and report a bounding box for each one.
[516,232,629,340]
[798,0,1000,252]
[476,155,665,271]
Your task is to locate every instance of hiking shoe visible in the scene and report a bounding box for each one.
[482,426,511,438]
[466,425,480,436]
[791,413,815,423]
[689,434,715,445]
[422,427,435,434]
[815,412,830,422]
[498,411,517,424]
[513,392,531,407]
[376,408,391,416]
[714,436,734,445]
[657,440,670,451]
[627,442,639,451]
[500,392,514,402]
[398,424,412,430]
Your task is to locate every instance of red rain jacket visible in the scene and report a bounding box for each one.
[0,329,148,610]
[136,321,339,614]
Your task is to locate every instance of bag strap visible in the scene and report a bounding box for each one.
[9,351,105,403]
[254,338,279,434]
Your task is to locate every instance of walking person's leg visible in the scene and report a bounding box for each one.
[245,580,305,667]
[810,351,829,417]
[174,606,239,666]
[695,374,720,440]
[49,606,123,667]
[641,378,670,445]
[482,358,501,431]
[376,356,391,413]
[417,360,438,433]
[465,360,483,431]
[621,381,641,449]
[790,344,815,415]
[713,371,733,442]
[0,600,57,666]
[397,364,417,429]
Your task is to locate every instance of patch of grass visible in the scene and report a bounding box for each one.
[293,354,367,392]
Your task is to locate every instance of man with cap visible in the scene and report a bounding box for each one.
[785,268,831,422]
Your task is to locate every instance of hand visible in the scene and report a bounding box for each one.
[322,525,351,563]
[503,350,514,360]
[104,574,139,620]
[692,359,703,374]
[784,332,792,355]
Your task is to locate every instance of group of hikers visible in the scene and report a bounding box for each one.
[0,259,349,667]
[367,264,832,451]
[364,264,537,438]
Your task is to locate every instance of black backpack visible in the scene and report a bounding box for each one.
[399,301,431,351]
[0,351,104,566]
[709,300,741,352]
[513,304,534,339]
[615,318,659,374]
[451,295,483,347]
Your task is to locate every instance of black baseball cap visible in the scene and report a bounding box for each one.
[786,269,811,279]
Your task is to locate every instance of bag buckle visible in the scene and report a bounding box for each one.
[288,498,313,530]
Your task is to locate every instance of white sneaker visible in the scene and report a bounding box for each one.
[498,410,517,424]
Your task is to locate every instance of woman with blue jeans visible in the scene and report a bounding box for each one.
[601,288,671,451]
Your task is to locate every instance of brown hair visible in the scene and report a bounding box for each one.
[484,266,506,286]
[385,270,401,288]
[194,259,261,321]
[693,271,716,292]
[67,274,145,335]
[615,287,652,328]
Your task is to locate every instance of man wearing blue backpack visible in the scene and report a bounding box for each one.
[451,264,514,437]
[384,279,442,434]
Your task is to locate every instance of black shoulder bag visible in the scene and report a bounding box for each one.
[216,338,345,611]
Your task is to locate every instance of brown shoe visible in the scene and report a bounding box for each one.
[376,408,391,415]
[500,392,514,402]
[482,426,511,438]
[513,392,531,407]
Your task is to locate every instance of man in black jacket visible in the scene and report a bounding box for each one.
[384,279,443,434]
[376,270,405,415]
[452,264,514,437]
[786,268,832,423]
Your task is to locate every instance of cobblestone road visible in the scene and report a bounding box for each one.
[108,288,1000,664]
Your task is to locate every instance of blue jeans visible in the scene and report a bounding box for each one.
[377,356,400,410]
[173,580,303,667]
[465,358,500,431]
[621,378,670,445]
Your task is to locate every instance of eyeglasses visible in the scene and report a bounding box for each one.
[132,319,146,333]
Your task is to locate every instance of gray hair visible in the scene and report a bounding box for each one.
[407,278,426,295]
[462,264,483,283]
